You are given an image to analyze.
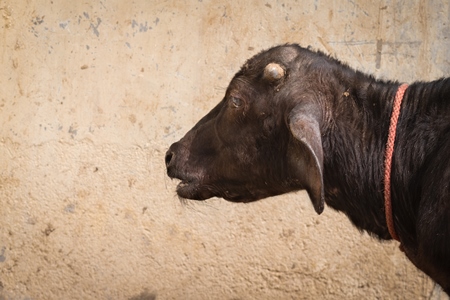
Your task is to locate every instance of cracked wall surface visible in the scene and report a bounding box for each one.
[1,0,449,299]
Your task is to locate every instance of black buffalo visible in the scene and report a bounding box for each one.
[165,44,450,292]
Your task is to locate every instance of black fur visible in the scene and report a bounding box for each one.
[166,44,450,292]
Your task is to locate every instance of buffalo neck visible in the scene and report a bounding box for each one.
[321,75,397,239]
[320,66,450,241]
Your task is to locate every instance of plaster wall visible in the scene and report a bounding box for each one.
[1,0,449,299]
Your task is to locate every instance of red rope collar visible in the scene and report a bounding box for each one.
[384,84,408,242]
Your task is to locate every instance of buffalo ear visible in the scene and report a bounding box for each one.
[288,105,325,214]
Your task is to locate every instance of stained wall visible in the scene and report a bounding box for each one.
[1,1,449,299]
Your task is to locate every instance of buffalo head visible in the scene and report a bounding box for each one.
[165,45,325,214]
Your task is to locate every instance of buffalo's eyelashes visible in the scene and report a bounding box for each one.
[230,96,243,108]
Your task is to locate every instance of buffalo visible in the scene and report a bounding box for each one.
[165,44,450,293]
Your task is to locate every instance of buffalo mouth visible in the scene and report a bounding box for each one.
[175,180,215,200]
[171,176,265,203]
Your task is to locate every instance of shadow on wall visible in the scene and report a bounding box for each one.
[129,290,157,300]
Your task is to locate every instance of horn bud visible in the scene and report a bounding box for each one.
[263,63,285,82]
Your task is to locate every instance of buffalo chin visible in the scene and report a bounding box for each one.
[175,180,261,203]
[175,181,214,200]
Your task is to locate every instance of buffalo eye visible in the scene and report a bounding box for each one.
[230,96,243,108]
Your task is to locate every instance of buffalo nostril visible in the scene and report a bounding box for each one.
[165,151,174,168]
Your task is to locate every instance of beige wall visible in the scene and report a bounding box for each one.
[1,0,449,299]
